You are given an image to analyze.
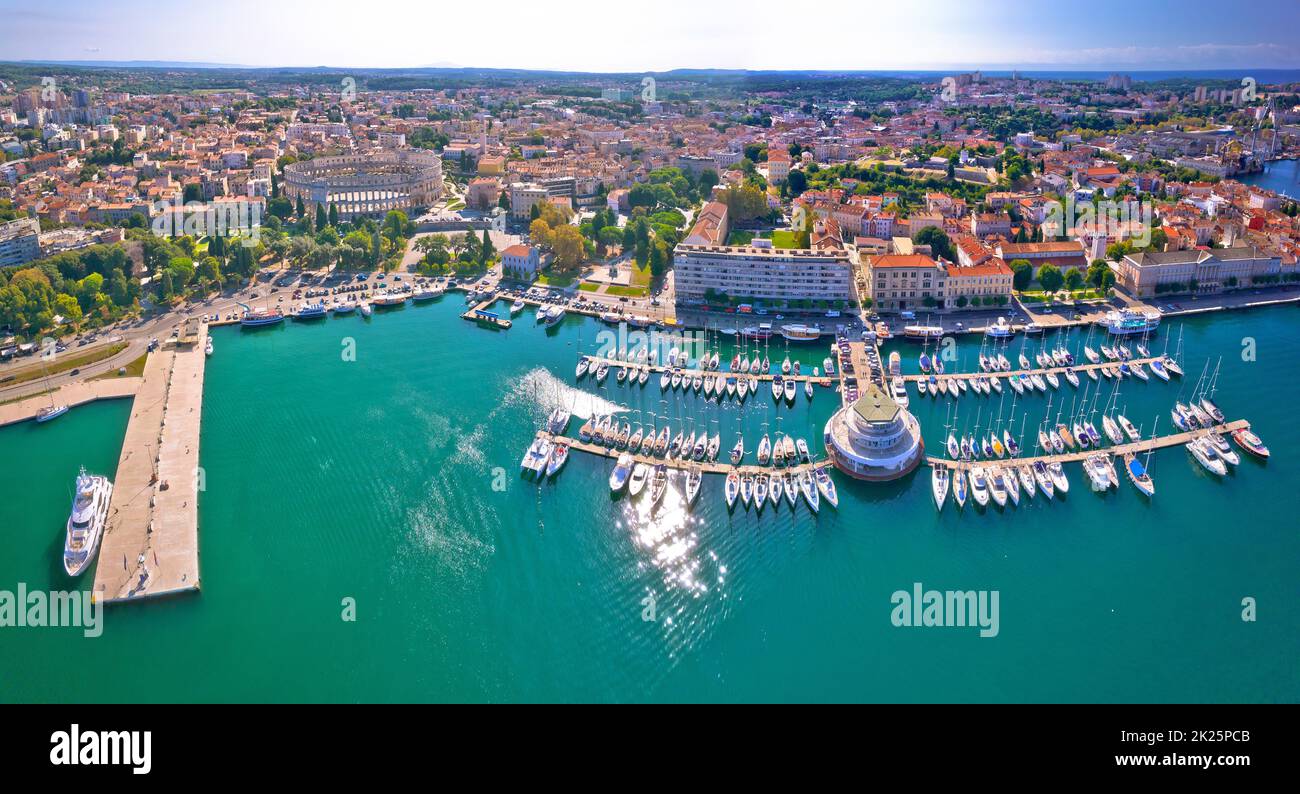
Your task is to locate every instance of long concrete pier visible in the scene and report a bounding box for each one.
[537,430,831,477]
[579,354,837,386]
[899,355,1169,383]
[927,419,1250,471]
[93,326,207,604]
[0,377,141,427]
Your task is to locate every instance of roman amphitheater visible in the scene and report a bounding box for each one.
[281,150,443,218]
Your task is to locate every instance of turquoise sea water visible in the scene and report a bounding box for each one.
[1240,157,1300,199]
[1,300,1297,702]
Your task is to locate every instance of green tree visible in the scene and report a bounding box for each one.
[1009,258,1033,290]
[1037,264,1064,292]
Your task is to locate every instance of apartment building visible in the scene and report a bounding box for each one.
[673,244,852,305]
[508,182,549,220]
[866,253,945,312]
[0,217,42,268]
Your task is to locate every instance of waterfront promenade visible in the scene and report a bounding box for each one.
[0,377,141,426]
[93,326,207,604]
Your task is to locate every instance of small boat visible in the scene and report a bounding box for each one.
[753,474,769,512]
[782,473,798,507]
[1008,375,1024,395]
[1187,439,1226,476]
[545,443,569,477]
[1049,461,1070,493]
[1231,428,1270,459]
[638,368,649,387]
[1200,397,1225,424]
[952,468,967,508]
[1164,357,1184,377]
[988,467,1009,507]
[772,376,783,401]
[510,299,526,316]
[359,303,372,318]
[1033,461,1055,499]
[740,474,754,507]
[1149,358,1170,381]
[757,434,772,466]
[969,467,991,507]
[333,302,356,315]
[814,467,838,508]
[1084,454,1111,491]
[1004,466,1020,505]
[1003,429,1019,457]
[784,378,797,403]
[1102,415,1124,445]
[205,337,214,356]
[1017,465,1036,499]
[659,370,671,391]
[736,378,749,401]
[37,404,69,423]
[708,432,721,462]
[799,471,820,513]
[685,466,702,507]
[1063,368,1079,388]
[575,358,590,379]
[796,438,811,464]
[616,367,628,385]
[730,436,745,465]
[1208,433,1239,466]
[1123,453,1154,497]
[1130,362,1149,381]
[1044,372,1060,390]
[931,465,950,511]
[628,425,644,452]
[648,464,668,506]
[946,433,960,459]
[725,471,741,509]
[595,363,609,383]
[805,380,814,400]
[1084,346,1100,364]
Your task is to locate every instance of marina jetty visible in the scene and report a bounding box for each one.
[93,323,208,604]
[0,377,141,427]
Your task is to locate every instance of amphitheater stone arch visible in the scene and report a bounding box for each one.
[281,150,443,219]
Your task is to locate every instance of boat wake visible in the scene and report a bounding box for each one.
[515,367,624,420]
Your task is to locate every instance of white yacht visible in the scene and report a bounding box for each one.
[63,467,113,577]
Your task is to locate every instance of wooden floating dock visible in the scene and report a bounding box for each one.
[928,419,1250,471]
[461,297,512,329]
[580,354,836,386]
[537,430,831,477]
[900,355,1168,383]
[93,327,207,604]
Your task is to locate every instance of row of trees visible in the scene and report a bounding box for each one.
[0,243,140,335]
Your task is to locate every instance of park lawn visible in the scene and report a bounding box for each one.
[1019,288,1106,303]
[90,351,148,380]
[630,260,652,288]
[537,271,577,288]
[1,342,128,387]
[605,284,649,298]
[726,230,756,246]
[771,230,798,249]
[578,282,601,292]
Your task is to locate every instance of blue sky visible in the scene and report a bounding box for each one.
[2,0,1299,72]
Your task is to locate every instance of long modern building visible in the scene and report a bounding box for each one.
[673,243,853,304]
[1116,245,1288,296]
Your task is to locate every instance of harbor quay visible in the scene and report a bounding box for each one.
[0,378,142,427]
[92,325,207,604]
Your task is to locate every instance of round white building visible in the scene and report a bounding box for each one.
[281,150,443,219]
[823,382,925,481]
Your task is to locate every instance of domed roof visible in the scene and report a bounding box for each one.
[851,382,900,425]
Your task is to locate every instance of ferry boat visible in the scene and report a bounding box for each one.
[780,324,822,343]
[241,308,285,327]
[903,325,945,341]
[63,466,113,577]
[411,287,445,302]
[984,317,1014,339]
[1099,309,1160,336]
[292,302,327,320]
